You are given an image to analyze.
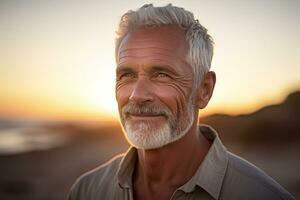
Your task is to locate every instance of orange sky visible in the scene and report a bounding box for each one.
[0,0,299,122]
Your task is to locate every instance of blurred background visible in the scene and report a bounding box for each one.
[0,0,299,199]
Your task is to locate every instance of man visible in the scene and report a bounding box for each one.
[68,4,294,200]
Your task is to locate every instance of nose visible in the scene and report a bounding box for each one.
[129,78,154,104]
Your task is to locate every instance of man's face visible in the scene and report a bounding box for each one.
[115,26,196,149]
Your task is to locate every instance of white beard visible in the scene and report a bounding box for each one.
[121,95,195,150]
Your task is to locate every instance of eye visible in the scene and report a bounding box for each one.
[157,73,168,77]
[153,72,171,79]
[118,72,135,80]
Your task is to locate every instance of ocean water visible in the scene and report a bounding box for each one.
[0,127,69,155]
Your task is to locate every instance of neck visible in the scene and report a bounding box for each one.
[134,122,211,189]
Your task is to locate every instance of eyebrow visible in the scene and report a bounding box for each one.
[116,65,135,75]
[116,65,179,76]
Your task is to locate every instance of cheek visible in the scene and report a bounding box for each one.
[115,85,133,108]
[154,84,188,113]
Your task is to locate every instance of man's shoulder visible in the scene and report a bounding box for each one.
[221,152,294,200]
[81,153,124,181]
[68,153,125,200]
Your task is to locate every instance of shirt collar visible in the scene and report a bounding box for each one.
[179,125,228,199]
[117,125,229,199]
[117,146,137,188]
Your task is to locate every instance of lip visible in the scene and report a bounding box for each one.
[129,114,165,121]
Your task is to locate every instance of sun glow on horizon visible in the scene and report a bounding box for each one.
[1,83,299,122]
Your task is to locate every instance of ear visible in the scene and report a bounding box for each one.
[195,71,216,109]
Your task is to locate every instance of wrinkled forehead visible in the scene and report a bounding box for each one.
[117,26,188,60]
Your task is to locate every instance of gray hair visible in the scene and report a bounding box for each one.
[115,4,214,87]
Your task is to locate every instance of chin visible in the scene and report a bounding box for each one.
[123,120,192,150]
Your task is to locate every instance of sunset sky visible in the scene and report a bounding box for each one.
[0,0,299,122]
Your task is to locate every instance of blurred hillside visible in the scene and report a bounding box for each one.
[0,90,299,199]
[202,90,300,150]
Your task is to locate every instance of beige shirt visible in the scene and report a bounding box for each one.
[68,125,295,200]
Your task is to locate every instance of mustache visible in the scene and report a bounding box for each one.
[122,103,173,117]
